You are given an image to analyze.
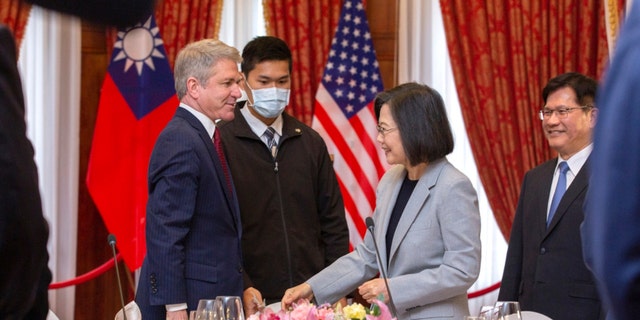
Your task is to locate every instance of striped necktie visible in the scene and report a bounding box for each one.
[264,127,278,158]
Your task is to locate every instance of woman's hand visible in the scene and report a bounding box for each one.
[281,283,314,310]
[358,278,389,304]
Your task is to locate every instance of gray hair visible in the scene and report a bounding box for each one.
[174,39,242,99]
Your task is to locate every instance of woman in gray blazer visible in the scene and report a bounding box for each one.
[282,83,481,319]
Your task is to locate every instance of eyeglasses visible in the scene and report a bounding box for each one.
[538,106,592,120]
[376,125,397,136]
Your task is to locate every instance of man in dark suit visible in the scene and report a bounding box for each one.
[134,39,245,320]
[499,72,604,319]
[0,24,52,320]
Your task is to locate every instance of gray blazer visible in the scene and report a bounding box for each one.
[308,158,481,319]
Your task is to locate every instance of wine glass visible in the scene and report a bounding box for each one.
[494,301,521,320]
[479,305,498,320]
[216,296,246,320]
[193,299,220,320]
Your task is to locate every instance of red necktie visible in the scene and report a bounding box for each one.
[213,129,232,195]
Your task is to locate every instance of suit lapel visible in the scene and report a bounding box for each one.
[534,161,556,237]
[546,158,590,232]
[176,108,219,165]
[373,169,402,266]
[388,159,447,264]
[176,108,241,231]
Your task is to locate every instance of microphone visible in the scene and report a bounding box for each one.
[108,234,128,320]
[365,217,398,318]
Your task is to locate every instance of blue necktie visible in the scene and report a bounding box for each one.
[548,161,570,227]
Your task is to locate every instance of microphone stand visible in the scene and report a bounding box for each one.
[365,217,398,318]
[108,234,128,320]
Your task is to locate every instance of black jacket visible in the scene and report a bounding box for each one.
[0,25,51,319]
[219,106,349,302]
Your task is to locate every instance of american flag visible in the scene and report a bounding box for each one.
[312,0,388,247]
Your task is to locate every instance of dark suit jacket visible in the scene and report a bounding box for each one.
[499,157,604,319]
[135,107,244,317]
[0,25,51,320]
[582,2,640,319]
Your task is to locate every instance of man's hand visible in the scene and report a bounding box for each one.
[243,287,264,316]
[166,309,188,320]
[333,297,348,309]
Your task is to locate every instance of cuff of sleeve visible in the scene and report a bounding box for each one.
[166,303,188,312]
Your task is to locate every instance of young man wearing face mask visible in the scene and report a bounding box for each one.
[217,36,349,315]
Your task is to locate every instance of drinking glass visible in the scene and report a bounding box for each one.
[216,296,246,320]
[479,305,498,320]
[494,301,521,320]
[194,299,220,320]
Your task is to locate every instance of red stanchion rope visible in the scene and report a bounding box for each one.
[467,282,501,299]
[49,253,122,289]
[50,254,500,298]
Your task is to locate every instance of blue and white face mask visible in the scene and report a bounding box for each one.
[238,88,249,102]
[248,84,290,118]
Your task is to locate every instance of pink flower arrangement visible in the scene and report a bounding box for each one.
[247,299,395,320]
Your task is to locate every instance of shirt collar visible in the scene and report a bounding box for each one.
[557,143,592,174]
[240,105,283,137]
[180,102,217,139]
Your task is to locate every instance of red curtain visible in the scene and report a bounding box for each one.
[0,0,31,54]
[440,0,609,240]
[108,0,223,69]
[155,0,223,69]
[263,0,343,125]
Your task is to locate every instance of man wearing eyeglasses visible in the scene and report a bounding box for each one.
[499,72,605,319]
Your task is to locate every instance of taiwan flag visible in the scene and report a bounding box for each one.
[86,16,178,270]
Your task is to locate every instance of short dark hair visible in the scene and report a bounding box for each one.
[374,82,425,119]
[240,36,292,77]
[374,82,454,165]
[542,72,598,107]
